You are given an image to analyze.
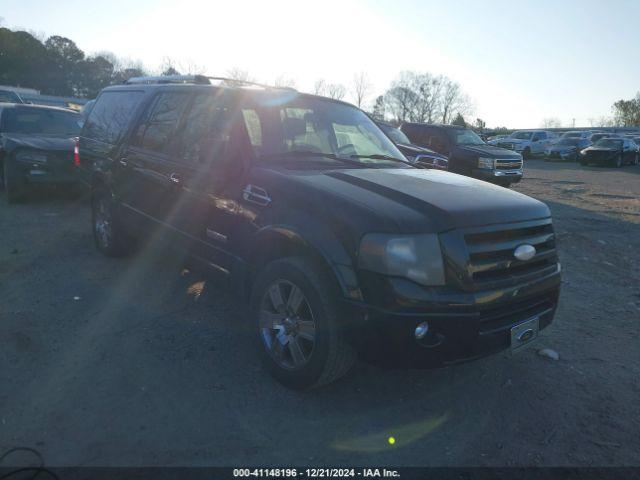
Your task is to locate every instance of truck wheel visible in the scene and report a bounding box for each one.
[523,147,531,159]
[3,159,27,203]
[92,188,133,257]
[251,257,356,390]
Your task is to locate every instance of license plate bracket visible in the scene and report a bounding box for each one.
[510,317,539,352]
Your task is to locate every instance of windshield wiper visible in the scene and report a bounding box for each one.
[349,154,410,165]
[260,150,368,168]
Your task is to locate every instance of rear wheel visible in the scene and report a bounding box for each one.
[92,188,134,257]
[251,257,356,390]
[522,147,531,159]
[3,160,27,203]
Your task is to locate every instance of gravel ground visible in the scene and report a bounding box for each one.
[1,159,639,468]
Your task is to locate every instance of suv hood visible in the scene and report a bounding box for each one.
[1,133,75,152]
[454,144,522,158]
[321,168,549,232]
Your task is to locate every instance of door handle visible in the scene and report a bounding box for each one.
[169,172,181,184]
[118,158,128,167]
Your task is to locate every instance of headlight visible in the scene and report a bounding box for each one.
[478,157,495,169]
[358,233,445,286]
[16,150,48,164]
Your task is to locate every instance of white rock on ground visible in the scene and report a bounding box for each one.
[538,348,560,360]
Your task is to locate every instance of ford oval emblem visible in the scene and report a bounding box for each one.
[517,329,535,343]
[514,244,536,261]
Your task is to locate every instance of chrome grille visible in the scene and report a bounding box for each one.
[497,142,515,150]
[463,219,557,287]
[495,159,523,170]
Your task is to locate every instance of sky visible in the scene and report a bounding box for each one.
[1,0,639,128]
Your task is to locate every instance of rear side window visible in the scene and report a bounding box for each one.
[132,92,189,154]
[83,90,143,144]
[178,92,233,166]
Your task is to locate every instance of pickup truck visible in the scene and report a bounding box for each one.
[488,130,555,158]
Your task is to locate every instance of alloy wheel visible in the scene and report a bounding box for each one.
[94,196,113,249]
[259,280,316,370]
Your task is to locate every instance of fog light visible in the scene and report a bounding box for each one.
[414,322,429,340]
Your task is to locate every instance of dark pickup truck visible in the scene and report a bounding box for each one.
[79,76,560,389]
[401,123,524,187]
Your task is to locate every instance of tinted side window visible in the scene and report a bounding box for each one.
[178,92,233,167]
[83,90,143,144]
[133,92,189,154]
[429,130,449,153]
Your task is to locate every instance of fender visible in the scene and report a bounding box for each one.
[248,219,362,301]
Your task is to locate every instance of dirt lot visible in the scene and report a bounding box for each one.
[1,159,639,467]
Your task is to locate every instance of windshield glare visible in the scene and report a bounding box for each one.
[449,128,485,145]
[2,108,81,135]
[595,139,622,148]
[243,96,405,166]
[380,124,412,145]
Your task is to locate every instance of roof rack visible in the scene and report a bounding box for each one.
[124,75,297,91]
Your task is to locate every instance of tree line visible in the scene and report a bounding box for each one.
[0,26,477,125]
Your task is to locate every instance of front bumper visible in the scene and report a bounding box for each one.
[344,264,561,368]
[472,167,523,183]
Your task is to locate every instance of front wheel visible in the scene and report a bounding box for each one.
[251,257,356,390]
[92,188,134,257]
[522,147,531,159]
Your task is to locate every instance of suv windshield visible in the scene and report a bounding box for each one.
[595,139,622,148]
[242,96,407,167]
[447,128,485,146]
[379,124,412,145]
[512,131,533,140]
[2,107,81,135]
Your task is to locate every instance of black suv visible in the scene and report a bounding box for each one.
[78,76,560,389]
[401,123,524,187]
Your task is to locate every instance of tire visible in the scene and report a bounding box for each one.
[522,147,531,159]
[3,159,27,203]
[579,159,588,166]
[635,153,639,166]
[91,187,134,257]
[250,257,356,390]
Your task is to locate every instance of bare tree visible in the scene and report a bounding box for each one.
[371,95,385,120]
[326,83,346,100]
[352,71,372,108]
[225,67,255,82]
[440,78,472,124]
[159,56,180,76]
[274,75,297,88]
[180,59,205,75]
[541,117,562,128]
[313,79,327,96]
